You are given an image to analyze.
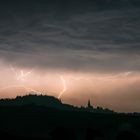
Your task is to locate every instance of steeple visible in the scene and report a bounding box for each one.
[88,99,91,108]
[87,99,93,109]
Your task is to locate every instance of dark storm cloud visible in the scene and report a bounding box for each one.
[0,0,140,72]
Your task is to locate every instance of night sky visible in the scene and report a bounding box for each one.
[0,0,140,112]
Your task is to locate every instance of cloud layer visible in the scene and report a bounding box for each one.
[0,0,140,73]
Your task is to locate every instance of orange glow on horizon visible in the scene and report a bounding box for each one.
[0,64,140,112]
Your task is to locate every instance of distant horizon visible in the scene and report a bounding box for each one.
[0,93,116,113]
[0,92,138,113]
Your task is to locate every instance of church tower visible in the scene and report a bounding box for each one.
[88,100,91,108]
[87,99,93,109]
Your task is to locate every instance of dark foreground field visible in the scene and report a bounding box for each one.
[0,105,140,140]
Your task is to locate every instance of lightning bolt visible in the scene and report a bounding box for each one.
[69,76,92,83]
[0,85,29,92]
[105,71,132,80]
[0,65,44,95]
[58,75,67,99]
[10,65,33,82]
[26,87,43,94]
[0,85,43,95]
[70,76,90,81]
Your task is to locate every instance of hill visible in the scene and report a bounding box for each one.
[0,94,140,140]
[0,94,114,113]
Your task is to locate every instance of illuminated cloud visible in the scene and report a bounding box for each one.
[58,75,67,99]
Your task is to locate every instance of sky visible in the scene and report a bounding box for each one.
[0,0,140,112]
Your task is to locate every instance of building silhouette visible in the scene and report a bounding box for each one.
[87,99,93,111]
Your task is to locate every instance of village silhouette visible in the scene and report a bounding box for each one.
[0,94,140,140]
